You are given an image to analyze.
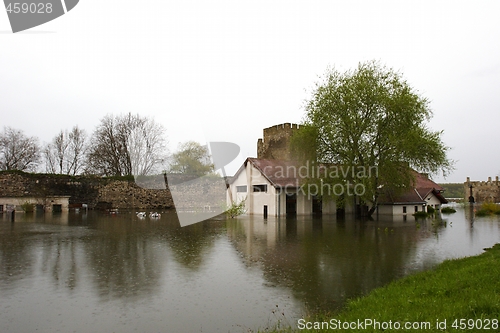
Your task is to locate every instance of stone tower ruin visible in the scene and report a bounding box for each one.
[257,123,299,160]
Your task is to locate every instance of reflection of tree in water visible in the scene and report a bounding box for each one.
[84,216,166,300]
[84,213,224,299]
[227,218,425,313]
[1,212,225,301]
[0,219,89,291]
[163,219,225,270]
[0,223,36,287]
[40,235,82,291]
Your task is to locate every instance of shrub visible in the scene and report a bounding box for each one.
[413,211,429,218]
[441,206,457,214]
[21,201,34,212]
[225,199,246,218]
[476,202,500,216]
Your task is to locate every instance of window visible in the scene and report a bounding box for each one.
[403,206,407,214]
[236,185,247,193]
[414,206,418,212]
[253,184,267,193]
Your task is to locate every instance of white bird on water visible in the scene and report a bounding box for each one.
[149,212,161,219]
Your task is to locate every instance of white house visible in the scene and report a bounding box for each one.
[227,158,337,217]
[377,172,448,216]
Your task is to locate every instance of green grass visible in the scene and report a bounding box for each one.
[261,244,500,332]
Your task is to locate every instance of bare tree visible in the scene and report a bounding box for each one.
[127,116,167,176]
[86,113,168,176]
[0,127,41,172]
[44,131,68,174]
[44,142,58,174]
[67,126,87,175]
[86,114,127,176]
[44,126,87,175]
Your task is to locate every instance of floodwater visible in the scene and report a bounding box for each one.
[1,205,499,332]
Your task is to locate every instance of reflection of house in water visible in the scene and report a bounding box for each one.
[225,215,425,312]
[227,123,447,217]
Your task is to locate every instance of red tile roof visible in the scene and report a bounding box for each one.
[247,158,303,188]
[379,172,447,205]
[413,172,444,191]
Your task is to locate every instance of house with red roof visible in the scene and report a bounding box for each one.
[376,171,448,216]
[227,157,337,217]
[226,123,447,217]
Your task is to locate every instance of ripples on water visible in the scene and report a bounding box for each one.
[0,206,499,332]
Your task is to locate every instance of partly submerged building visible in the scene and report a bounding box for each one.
[376,172,448,216]
[226,123,447,217]
[0,196,70,213]
[227,157,337,217]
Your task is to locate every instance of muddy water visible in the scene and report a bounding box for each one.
[0,206,498,332]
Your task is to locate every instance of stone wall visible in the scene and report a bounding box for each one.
[0,171,225,210]
[0,172,101,206]
[257,123,299,160]
[98,180,173,210]
[464,176,500,203]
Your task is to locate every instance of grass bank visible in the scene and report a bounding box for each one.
[262,244,500,332]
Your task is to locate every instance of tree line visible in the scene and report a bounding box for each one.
[0,113,213,177]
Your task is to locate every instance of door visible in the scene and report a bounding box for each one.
[286,193,297,217]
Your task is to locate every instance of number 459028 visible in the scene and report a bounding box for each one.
[452,319,498,330]
[5,3,53,14]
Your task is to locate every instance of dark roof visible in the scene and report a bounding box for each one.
[229,158,306,188]
[247,158,303,188]
[379,172,448,205]
[413,172,444,191]
[430,189,448,204]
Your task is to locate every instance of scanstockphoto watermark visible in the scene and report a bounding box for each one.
[254,161,378,198]
[298,180,367,198]
[260,161,378,181]
[297,318,433,330]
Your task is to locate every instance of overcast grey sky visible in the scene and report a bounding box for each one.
[1,1,499,183]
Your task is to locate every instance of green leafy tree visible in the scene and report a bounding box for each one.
[294,61,453,216]
[169,141,214,176]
